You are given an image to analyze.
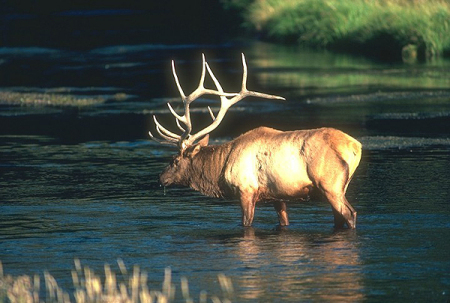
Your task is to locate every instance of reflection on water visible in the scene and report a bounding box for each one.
[231,228,364,302]
[1,42,450,302]
[248,42,450,96]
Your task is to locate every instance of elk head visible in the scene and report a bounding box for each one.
[149,54,285,187]
[158,134,209,187]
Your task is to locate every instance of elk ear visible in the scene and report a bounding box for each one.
[197,134,209,147]
[183,135,209,158]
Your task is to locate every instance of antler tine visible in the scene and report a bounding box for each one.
[241,53,248,92]
[170,54,209,146]
[166,102,185,124]
[152,115,181,141]
[172,60,186,101]
[148,130,178,146]
[150,55,211,150]
[149,53,285,149]
[205,61,224,92]
[205,61,224,122]
[184,58,235,145]
[229,53,285,106]
[208,106,216,120]
[175,118,185,132]
[148,116,181,147]
[170,54,238,149]
[188,54,238,102]
[168,57,200,147]
[155,125,178,143]
[185,53,285,146]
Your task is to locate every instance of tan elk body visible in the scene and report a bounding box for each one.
[150,54,362,228]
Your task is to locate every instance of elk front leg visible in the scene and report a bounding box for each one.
[273,201,289,226]
[240,190,257,227]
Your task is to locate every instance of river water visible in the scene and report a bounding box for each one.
[1,42,450,302]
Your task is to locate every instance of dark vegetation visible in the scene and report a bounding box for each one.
[222,0,450,61]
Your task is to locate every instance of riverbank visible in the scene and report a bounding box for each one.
[224,0,450,61]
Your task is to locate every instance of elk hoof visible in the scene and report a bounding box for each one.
[347,211,357,229]
[242,220,253,227]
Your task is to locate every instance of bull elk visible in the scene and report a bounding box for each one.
[149,54,362,229]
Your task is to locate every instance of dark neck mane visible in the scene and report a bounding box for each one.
[188,144,231,198]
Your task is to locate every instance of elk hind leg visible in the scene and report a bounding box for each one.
[327,193,357,229]
[321,176,357,229]
[318,158,357,229]
[342,196,357,229]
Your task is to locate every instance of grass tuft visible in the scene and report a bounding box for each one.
[0,260,234,303]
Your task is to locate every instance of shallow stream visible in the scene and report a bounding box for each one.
[1,42,450,302]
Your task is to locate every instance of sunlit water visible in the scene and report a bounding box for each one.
[1,42,450,302]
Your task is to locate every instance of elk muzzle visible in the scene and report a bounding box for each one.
[159,169,174,187]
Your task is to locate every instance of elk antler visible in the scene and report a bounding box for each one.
[149,53,285,150]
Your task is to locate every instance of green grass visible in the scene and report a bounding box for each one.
[224,0,450,60]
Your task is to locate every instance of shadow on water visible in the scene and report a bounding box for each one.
[1,42,450,302]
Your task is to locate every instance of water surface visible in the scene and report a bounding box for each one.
[1,42,450,302]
